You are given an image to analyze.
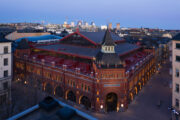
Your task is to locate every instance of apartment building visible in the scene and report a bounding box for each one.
[172,33,180,119]
[0,37,12,104]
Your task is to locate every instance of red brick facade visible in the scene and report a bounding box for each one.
[13,31,156,112]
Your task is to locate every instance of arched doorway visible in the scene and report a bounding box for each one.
[45,83,53,94]
[105,93,118,112]
[55,86,63,97]
[67,91,76,102]
[80,96,91,109]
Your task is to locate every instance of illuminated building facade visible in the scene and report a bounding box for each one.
[13,30,156,112]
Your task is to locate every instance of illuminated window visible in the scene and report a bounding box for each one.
[111,46,114,51]
[105,47,107,51]
[108,47,110,51]
[37,69,41,75]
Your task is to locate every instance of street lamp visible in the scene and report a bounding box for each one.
[121,104,124,108]
[100,105,103,109]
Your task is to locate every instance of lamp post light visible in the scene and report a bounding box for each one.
[100,104,104,113]
[121,104,124,108]
[100,105,103,109]
[120,103,124,112]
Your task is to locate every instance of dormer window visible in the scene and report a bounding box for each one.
[111,46,114,51]
[108,47,110,51]
[101,45,115,53]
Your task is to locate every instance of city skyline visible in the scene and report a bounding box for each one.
[0,0,180,30]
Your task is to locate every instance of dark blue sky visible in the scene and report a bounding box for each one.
[0,0,180,29]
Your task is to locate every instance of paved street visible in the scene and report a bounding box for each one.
[91,60,172,120]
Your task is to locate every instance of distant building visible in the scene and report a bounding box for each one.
[70,22,75,27]
[162,33,172,39]
[172,33,180,119]
[15,35,62,44]
[84,22,89,27]
[77,20,82,26]
[100,25,107,30]
[108,23,112,30]
[116,23,120,31]
[5,31,50,41]
[0,37,12,105]
[91,22,95,27]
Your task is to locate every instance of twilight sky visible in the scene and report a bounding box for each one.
[0,0,180,29]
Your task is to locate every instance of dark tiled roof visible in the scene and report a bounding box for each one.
[173,33,180,40]
[96,52,120,65]
[37,44,100,58]
[101,30,115,46]
[80,31,123,44]
[0,38,11,43]
[36,43,139,58]
[115,43,140,55]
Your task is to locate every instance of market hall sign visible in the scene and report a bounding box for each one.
[104,84,120,87]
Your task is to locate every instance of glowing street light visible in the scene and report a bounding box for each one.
[100,105,103,109]
[121,104,124,108]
